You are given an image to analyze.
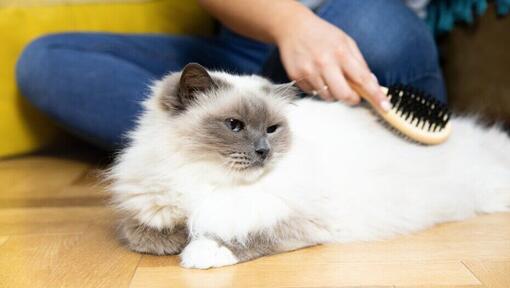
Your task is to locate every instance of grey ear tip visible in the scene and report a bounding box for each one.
[183,62,206,71]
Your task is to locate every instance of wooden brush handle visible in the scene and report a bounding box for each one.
[351,82,452,145]
[349,81,386,114]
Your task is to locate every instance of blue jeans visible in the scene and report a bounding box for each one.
[16,0,446,149]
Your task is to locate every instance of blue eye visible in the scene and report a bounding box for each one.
[266,124,279,133]
[225,118,244,132]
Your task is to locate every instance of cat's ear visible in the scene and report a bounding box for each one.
[177,63,217,107]
[158,63,217,114]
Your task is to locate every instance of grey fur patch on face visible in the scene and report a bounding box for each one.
[194,94,291,172]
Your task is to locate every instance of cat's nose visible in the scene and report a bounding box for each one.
[255,147,270,160]
[254,138,270,160]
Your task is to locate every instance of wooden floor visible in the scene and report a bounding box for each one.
[1,146,509,288]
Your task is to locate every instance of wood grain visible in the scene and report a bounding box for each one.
[0,224,141,288]
[0,206,110,235]
[394,285,487,288]
[463,260,510,288]
[0,235,8,247]
[131,261,480,288]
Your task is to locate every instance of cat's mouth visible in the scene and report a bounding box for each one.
[225,152,269,172]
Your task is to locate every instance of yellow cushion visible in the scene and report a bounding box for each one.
[0,0,213,157]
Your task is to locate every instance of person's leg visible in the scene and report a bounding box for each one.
[262,0,447,103]
[16,32,272,149]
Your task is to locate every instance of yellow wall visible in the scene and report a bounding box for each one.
[0,0,212,157]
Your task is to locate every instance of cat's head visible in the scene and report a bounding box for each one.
[151,63,295,182]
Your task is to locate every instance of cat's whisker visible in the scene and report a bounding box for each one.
[231,159,253,171]
[223,152,257,172]
[223,159,237,171]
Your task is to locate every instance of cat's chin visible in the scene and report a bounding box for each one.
[226,166,267,185]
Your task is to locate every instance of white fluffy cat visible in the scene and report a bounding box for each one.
[108,63,510,269]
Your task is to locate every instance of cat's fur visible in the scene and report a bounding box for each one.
[108,63,510,269]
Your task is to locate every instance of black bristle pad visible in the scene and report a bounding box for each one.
[387,85,451,132]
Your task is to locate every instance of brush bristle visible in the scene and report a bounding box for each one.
[387,84,451,132]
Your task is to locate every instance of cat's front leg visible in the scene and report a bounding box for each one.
[180,234,312,269]
[110,181,189,254]
[119,216,188,255]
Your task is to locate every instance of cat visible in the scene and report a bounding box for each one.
[107,63,510,269]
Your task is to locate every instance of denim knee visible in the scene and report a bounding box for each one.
[16,34,66,111]
[367,18,446,102]
[363,12,440,83]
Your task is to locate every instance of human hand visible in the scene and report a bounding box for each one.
[273,9,391,111]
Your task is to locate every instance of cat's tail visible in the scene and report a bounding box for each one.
[477,187,510,214]
[469,122,510,214]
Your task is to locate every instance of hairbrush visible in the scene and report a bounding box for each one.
[353,84,452,145]
[290,77,452,145]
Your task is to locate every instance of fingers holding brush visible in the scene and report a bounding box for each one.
[307,73,333,101]
[292,73,333,101]
[322,64,359,105]
[340,52,391,112]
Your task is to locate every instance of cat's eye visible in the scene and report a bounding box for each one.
[266,124,279,134]
[225,118,244,132]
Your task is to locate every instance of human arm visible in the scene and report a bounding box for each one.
[197,0,390,110]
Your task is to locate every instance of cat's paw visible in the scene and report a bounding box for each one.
[180,238,238,269]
